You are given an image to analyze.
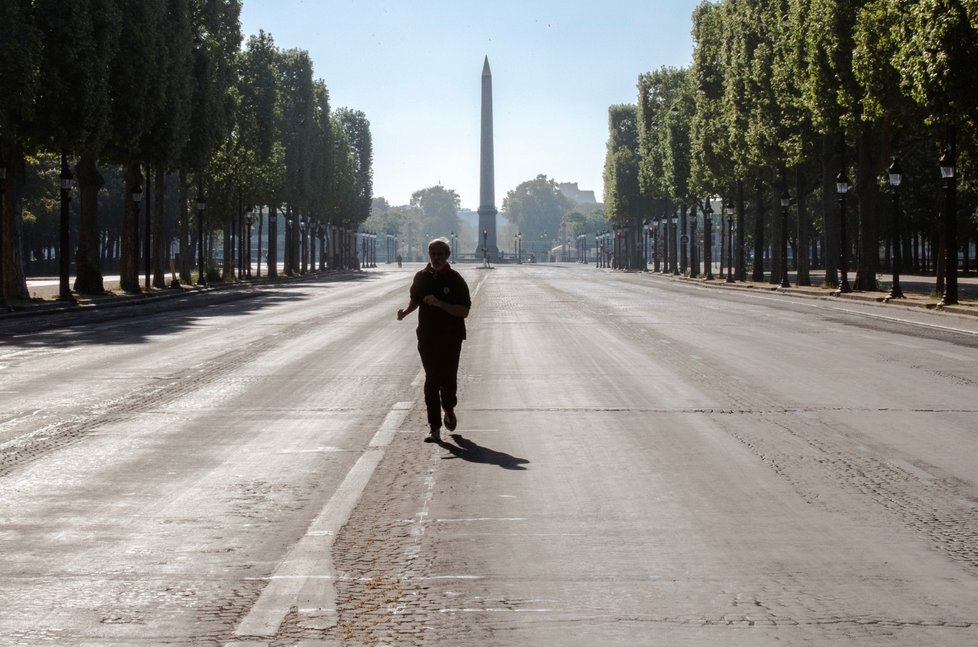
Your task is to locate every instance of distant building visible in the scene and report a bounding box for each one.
[558,182,597,205]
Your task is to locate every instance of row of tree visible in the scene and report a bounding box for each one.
[604,0,977,298]
[0,0,372,301]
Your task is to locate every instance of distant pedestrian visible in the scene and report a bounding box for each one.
[396,254,402,268]
[397,238,471,443]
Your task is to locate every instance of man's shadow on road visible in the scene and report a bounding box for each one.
[439,434,529,471]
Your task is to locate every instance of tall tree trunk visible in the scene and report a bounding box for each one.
[736,180,746,281]
[1,146,29,300]
[153,166,166,288]
[752,180,765,282]
[257,207,264,278]
[796,169,811,286]
[142,164,151,291]
[630,215,643,270]
[120,163,141,293]
[770,182,782,285]
[223,218,233,280]
[267,205,278,278]
[179,173,191,283]
[854,125,880,290]
[679,204,688,274]
[822,133,839,288]
[73,153,106,294]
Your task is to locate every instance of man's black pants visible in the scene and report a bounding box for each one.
[418,338,463,430]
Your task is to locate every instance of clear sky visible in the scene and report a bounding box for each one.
[239,0,701,210]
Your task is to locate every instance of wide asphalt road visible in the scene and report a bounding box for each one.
[1,263,977,646]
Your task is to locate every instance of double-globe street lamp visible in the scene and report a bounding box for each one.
[836,170,851,293]
[887,158,904,300]
[939,143,958,306]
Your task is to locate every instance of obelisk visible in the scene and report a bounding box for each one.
[477,56,498,261]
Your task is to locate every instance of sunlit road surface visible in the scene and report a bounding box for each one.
[2,264,977,646]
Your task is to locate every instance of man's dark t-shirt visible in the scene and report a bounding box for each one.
[410,264,471,342]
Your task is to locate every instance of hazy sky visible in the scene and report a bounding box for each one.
[239,0,700,210]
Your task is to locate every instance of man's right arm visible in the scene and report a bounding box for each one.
[397,300,418,320]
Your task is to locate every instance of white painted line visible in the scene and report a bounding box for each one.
[433,517,527,523]
[411,369,425,387]
[234,401,412,638]
[470,269,491,297]
[438,608,554,613]
[369,404,411,447]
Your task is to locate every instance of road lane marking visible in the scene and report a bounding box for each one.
[234,401,412,638]
[433,517,527,523]
[438,608,554,613]
[737,290,978,337]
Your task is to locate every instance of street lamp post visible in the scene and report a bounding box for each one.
[285,218,293,274]
[887,158,904,299]
[132,180,143,292]
[195,191,206,286]
[144,170,152,290]
[836,171,851,293]
[703,202,714,280]
[726,201,735,284]
[59,153,75,301]
[268,210,278,278]
[939,141,958,306]
[779,189,790,288]
[245,208,254,278]
[300,218,308,273]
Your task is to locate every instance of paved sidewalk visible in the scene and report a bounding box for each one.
[649,268,978,318]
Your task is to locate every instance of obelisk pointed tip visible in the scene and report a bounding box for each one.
[482,56,491,75]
